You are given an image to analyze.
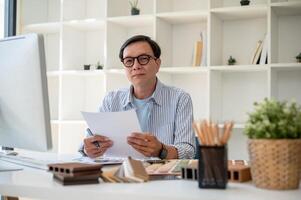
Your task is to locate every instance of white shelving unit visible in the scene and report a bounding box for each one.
[18,0,301,159]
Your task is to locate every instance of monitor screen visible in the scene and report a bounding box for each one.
[0,33,52,151]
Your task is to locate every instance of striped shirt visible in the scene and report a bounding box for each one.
[80,79,196,159]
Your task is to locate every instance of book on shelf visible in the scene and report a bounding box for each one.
[192,41,203,66]
[251,34,268,65]
[259,34,268,65]
[201,31,207,66]
[251,40,263,64]
[192,31,206,67]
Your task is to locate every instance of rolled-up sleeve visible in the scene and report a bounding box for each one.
[172,93,196,159]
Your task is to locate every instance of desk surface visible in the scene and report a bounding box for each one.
[1,160,301,200]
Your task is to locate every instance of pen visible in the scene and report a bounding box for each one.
[86,128,100,148]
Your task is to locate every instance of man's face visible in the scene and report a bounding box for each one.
[122,41,161,87]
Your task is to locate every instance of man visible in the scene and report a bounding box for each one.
[80,35,195,159]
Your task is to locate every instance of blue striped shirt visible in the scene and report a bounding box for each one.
[79,79,196,159]
[80,79,196,159]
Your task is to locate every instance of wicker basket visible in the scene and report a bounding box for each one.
[248,139,301,190]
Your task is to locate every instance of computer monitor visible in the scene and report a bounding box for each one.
[0,33,52,152]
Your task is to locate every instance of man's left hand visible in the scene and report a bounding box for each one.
[127,132,162,157]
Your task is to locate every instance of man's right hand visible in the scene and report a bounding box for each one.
[83,135,113,158]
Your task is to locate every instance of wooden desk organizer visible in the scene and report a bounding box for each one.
[227,160,251,182]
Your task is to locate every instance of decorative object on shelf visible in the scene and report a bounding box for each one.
[245,98,301,190]
[129,0,140,15]
[84,64,91,70]
[96,61,103,70]
[240,0,250,6]
[227,56,236,65]
[296,52,301,63]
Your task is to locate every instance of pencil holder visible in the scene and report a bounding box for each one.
[198,145,228,189]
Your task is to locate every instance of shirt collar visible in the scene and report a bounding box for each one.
[123,78,164,108]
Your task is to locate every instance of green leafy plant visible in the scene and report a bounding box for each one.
[96,61,103,70]
[129,0,140,15]
[296,52,301,62]
[227,56,236,65]
[245,98,301,139]
[129,0,139,9]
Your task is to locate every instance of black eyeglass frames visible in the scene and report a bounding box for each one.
[121,54,157,68]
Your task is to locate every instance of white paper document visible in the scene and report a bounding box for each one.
[81,110,144,159]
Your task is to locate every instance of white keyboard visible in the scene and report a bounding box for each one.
[0,154,53,170]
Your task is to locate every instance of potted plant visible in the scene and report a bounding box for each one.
[96,61,103,70]
[129,0,140,15]
[240,0,250,6]
[84,64,90,70]
[296,52,301,63]
[228,56,236,65]
[245,98,301,190]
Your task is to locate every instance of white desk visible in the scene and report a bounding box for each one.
[1,160,301,200]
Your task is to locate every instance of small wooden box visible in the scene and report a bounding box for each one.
[228,160,251,182]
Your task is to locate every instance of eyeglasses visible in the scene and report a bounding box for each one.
[121,54,157,68]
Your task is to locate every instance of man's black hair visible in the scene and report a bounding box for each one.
[119,35,161,60]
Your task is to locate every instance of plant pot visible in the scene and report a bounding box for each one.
[240,0,250,6]
[297,58,301,63]
[96,65,103,70]
[84,65,90,70]
[248,139,301,190]
[131,8,140,15]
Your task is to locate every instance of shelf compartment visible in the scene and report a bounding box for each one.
[107,0,154,17]
[270,5,301,64]
[271,1,301,15]
[60,70,106,76]
[210,5,268,20]
[227,129,249,160]
[210,70,268,124]
[62,26,105,70]
[106,20,154,69]
[58,123,87,154]
[156,11,208,24]
[159,66,208,74]
[270,66,301,104]
[22,22,60,34]
[158,73,209,120]
[49,123,59,153]
[21,26,60,71]
[105,73,130,92]
[63,19,105,31]
[63,0,106,21]
[60,75,106,120]
[20,0,60,25]
[271,63,301,69]
[156,17,207,68]
[47,76,59,120]
[156,0,208,13]
[51,120,86,125]
[209,65,269,72]
[210,0,268,9]
[107,15,154,27]
[210,13,267,66]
